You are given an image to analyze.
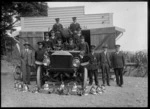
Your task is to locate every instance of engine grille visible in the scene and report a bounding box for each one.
[51,55,73,68]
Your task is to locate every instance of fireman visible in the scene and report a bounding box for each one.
[52,18,63,39]
[69,17,81,37]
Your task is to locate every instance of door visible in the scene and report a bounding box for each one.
[81,30,91,46]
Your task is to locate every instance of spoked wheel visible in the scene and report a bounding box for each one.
[13,66,22,81]
[82,67,88,89]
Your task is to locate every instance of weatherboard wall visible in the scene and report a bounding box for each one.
[21,6,113,32]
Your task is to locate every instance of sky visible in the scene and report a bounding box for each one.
[47,2,147,52]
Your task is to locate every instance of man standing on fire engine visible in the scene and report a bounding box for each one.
[43,32,54,51]
[69,17,81,37]
[52,18,63,39]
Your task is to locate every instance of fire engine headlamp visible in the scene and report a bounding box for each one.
[72,58,80,67]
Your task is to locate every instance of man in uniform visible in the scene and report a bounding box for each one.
[54,38,64,50]
[35,41,46,85]
[66,37,77,50]
[20,42,34,85]
[69,17,81,37]
[77,50,90,95]
[88,45,99,86]
[52,18,63,39]
[49,30,57,46]
[111,45,125,87]
[99,45,111,86]
[43,32,54,50]
[35,41,46,63]
[74,28,82,45]
[77,36,89,54]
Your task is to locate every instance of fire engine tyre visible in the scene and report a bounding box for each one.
[37,66,42,89]
[13,66,22,81]
[83,67,88,88]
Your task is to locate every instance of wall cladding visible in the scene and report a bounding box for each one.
[21,6,113,32]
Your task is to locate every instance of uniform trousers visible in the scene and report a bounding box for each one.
[101,63,110,85]
[114,68,123,86]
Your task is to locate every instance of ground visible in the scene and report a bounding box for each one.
[1,59,148,107]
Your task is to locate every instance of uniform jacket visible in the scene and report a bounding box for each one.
[49,36,57,46]
[54,43,64,50]
[35,48,46,62]
[74,34,81,44]
[43,40,54,50]
[20,49,34,66]
[78,42,89,54]
[67,43,77,50]
[69,22,81,33]
[52,23,63,32]
[88,53,98,70]
[99,52,111,67]
[111,51,125,68]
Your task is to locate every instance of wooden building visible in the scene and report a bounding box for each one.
[19,6,125,51]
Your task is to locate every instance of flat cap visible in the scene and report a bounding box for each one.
[72,17,77,20]
[90,45,96,49]
[55,18,60,21]
[37,41,44,46]
[80,35,85,39]
[50,30,55,33]
[57,38,62,41]
[24,42,30,46]
[115,44,121,47]
[69,37,73,41]
[44,32,49,36]
[102,44,108,48]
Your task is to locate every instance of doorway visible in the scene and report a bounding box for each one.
[81,30,91,46]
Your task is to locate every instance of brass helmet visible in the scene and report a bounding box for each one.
[32,85,39,93]
[60,82,65,90]
[43,82,49,90]
[72,83,77,92]
[23,84,29,92]
[90,85,97,95]
[18,82,23,91]
[101,85,106,90]
[96,86,103,94]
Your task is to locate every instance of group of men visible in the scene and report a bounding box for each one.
[41,16,89,54]
[20,40,125,90]
[20,16,125,90]
[48,17,81,43]
[78,44,125,89]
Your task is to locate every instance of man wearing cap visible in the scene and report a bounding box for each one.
[111,45,125,87]
[43,32,54,50]
[66,37,77,50]
[54,38,64,50]
[49,30,57,46]
[77,36,89,54]
[74,29,82,45]
[20,42,35,85]
[69,17,81,36]
[88,45,99,86]
[35,41,46,63]
[52,18,63,39]
[77,50,90,95]
[99,44,111,86]
[35,41,46,86]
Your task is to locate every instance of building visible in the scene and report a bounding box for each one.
[19,6,125,51]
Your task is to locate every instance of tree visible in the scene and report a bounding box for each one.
[1,2,48,55]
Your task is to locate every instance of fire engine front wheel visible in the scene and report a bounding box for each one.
[83,67,88,89]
